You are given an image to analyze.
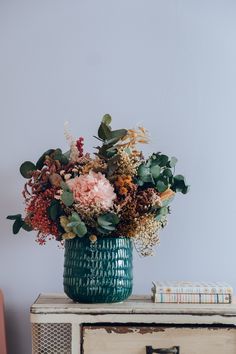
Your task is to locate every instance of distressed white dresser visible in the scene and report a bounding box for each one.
[30,293,236,354]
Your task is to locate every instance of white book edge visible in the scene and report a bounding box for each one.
[152,293,232,304]
[152,281,233,295]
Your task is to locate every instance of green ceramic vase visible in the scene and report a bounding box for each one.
[63,236,133,303]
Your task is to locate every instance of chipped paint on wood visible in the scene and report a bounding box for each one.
[86,326,166,335]
[83,326,236,354]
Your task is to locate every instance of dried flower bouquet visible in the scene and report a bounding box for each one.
[7,115,189,256]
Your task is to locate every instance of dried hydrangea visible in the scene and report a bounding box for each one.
[66,171,116,211]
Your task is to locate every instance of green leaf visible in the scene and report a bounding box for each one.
[169,156,178,168]
[97,218,112,227]
[52,148,63,161]
[47,199,61,221]
[102,114,112,126]
[161,194,175,207]
[7,214,33,233]
[136,179,144,186]
[171,175,189,194]
[101,224,116,231]
[22,222,33,231]
[107,155,119,176]
[156,154,169,167]
[63,150,70,158]
[182,185,190,194]
[155,207,169,221]
[174,174,185,182]
[156,180,168,193]
[105,213,119,225]
[97,213,119,227]
[110,129,127,140]
[150,165,161,179]
[13,218,24,234]
[61,191,74,207]
[138,164,152,182]
[20,161,36,178]
[60,154,69,165]
[96,226,110,235]
[67,221,79,228]
[93,135,104,142]
[105,146,118,156]
[7,214,22,220]
[36,149,55,169]
[138,164,154,183]
[162,168,173,178]
[61,181,70,192]
[70,212,81,222]
[105,136,122,146]
[98,122,112,140]
[73,223,87,237]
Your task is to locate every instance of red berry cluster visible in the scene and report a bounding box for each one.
[26,189,59,241]
[76,137,84,157]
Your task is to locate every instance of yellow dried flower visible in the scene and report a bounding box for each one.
[89,234,97,243]
[60,216,71,233]
[116,148,142,177]
[81,157,107,174]
[118,126,149,149]
[125,214,164,256]
[62,232,76,240]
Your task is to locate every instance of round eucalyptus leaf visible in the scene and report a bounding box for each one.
[74,223,87,237]
[102,114,112,126]
[36,149,55,169]
[150,165,161,179]
[169,156,178,168]
[156,180,168,193]
[20,161,36,178]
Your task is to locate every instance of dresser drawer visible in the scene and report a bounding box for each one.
[82,325,236,354]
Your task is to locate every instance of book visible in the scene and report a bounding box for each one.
[151,281,233,304]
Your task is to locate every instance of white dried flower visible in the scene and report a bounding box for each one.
[64,122,80,162]
[64,173,72,180]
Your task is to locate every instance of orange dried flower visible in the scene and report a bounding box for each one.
[114,175,135,197]
[118,126,149,148]
[119,187,128,196]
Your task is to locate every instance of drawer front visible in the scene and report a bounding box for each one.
[82,325,236,354]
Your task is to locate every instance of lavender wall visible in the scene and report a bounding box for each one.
[1,1,236,353]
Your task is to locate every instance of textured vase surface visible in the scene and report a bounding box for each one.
[63,236,133,303]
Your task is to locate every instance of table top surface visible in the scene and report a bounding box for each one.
[30,293,236,316]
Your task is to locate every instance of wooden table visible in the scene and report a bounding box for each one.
[31,293,236,353]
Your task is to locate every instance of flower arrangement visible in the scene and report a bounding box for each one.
[7,115,189,256]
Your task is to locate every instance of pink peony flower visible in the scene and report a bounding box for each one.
[66,171,116,210]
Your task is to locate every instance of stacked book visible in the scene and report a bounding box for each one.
[151,281,233,304]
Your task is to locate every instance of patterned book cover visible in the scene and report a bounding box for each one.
[152,293,231,304]
[152,281,233,294]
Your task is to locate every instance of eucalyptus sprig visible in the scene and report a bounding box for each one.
[136,153,189,194]
[95,114,127,159]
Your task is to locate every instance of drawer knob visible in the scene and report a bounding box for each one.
[146,346,180,354]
